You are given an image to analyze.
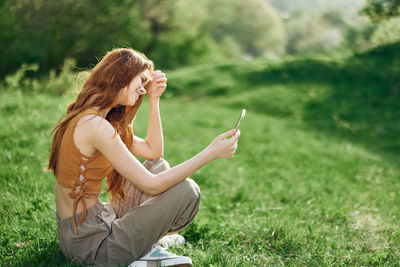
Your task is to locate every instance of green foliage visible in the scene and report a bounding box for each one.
[370,17,400,47]
[1,59,79,95]
[205,0,286,57]
[285,11,345,55]
[270,0,366,13]
[343,24,377,54]
[269,0,369,56]
[0,0,382,78]
[0,0,288,77]
[1,64,39,92]
[362,0,400,21]
[0,0,150,77]
[147,29,216,69]
[40,59,81,95]
[343,16,400,54]
[355,1,400,53]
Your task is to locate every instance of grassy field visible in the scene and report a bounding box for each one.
[1,44,399,266]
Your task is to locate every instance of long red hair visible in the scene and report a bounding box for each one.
[48,48,154,202]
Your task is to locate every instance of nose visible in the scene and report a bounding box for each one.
[137,86,146,95]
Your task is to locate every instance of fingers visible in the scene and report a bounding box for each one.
[230,129,241,143]
[231,131,240,157]
[233,142,238,150]
[147,71,167,96]
[228,130,240,158]
[211,129,240,159]
[152,70,167,81]
[218,129,236,140]
[154,77,167,84]
[151,70,167,89]
[152,70,162,76]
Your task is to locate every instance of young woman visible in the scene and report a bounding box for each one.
[48,48,240,266]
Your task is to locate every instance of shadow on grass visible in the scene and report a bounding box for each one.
[243,43,400,159]
[190,42,395,162]
[167,42,400,160]
[8,241,76,267]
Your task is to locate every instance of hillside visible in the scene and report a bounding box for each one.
[0,43,399,265]
[166,42,400,158]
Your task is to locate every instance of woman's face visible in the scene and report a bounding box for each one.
[115,70,149,106]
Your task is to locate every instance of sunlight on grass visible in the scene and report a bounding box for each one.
[1,86,398,265]
[1,44,400,265]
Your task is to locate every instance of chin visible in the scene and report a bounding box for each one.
[124,99,137,107]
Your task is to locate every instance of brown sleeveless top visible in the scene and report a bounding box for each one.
[55,108,113,234]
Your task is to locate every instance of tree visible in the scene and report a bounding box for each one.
[0,0,150,77]
[205,0,286,58]
[362,0,400,21]
[0,0,287,77]
[285,11,344,55]
[370,17,400,47]
[137,0,216,68]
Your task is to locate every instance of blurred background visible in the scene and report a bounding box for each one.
[0,0,398,75]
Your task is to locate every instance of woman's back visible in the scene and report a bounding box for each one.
[54,108,112,228]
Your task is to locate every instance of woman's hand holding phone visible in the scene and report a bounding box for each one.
[206,109,245,159]
[207,129,240,159]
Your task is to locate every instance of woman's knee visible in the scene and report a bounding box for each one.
[166,179,201,233]
[177,178,201,200]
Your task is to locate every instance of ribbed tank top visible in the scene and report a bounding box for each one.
[55,108,113,234]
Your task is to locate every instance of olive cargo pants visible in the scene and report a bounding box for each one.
[56,158,201,266]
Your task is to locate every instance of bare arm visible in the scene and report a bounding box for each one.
[86,116,239,196]
[131,70,166,159]
[131,99,163,159]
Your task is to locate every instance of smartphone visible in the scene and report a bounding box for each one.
[234,109,246,132]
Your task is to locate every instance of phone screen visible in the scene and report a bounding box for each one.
[234,109,246,132]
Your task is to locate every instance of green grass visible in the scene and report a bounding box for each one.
[167,42,400,158]
[1,44,400,266]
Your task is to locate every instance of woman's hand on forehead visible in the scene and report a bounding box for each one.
[146,70,167,100]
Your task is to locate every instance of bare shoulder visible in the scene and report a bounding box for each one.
[76,114,118,141]
[76,114,132,166]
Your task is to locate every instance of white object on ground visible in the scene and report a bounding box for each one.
[156,234,186,248]
[129,244,192,267]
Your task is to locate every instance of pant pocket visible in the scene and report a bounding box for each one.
[57,225,73,259]
[68,221,111,264]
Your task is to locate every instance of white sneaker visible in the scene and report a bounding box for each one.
[156,234,185,249]
[129,245,192,267]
